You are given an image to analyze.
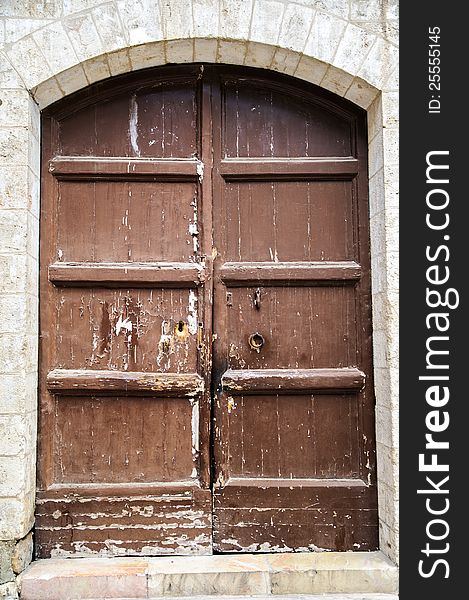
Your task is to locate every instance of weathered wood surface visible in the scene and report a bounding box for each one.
[221,368,365,393]
[37,65,377,556]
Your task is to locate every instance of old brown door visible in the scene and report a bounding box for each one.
[37,65,378,557]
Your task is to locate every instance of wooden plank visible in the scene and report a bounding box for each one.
[222,368,365,394]
[214,481,377,510]
[47,369,204,395]
[49,262,204,287]
[35,487,212,558]
[220,261,361,285]
[49,157,200,180]
[220,157,359,179]
[225,477,368,488]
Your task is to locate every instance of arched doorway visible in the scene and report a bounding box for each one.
[36,64,377,557]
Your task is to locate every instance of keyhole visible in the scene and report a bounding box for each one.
[248,332,265,353]
[177,321,185,333]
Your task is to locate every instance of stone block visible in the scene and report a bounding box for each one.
[0,53,23,89]
[0,413,37,458]
[165,39,195,64]
[250,0,285,45]
[375,403,398,450]
[63,1,101,13]
[92,3,127,54]
[64,12,104,63]
[19,558,149,600]
[369,131,384,177]
[334,23,376,77]
[384,64,398,91]
[359,37,398,90]
[0,580,18,599]
[217,40,247,66]
[376,442,399,491]
[128,42,165,71]
[117,0,163,46]
[367,93,383,144]
[32,78,64,110]
[0,166,29,211]
[147,554,271,596]
[345,77,379,109]
[268,552,398,594]
[379,519,399,565]
[278,3,314,53]
[107,49,132,77]
[0,2,60,19]
[129,42,163,72]
[383,127,398,166]
[28,134,40,178]
[0,542,14,584]
[0,90,30,128]
[0,491,35,541]
[0,128,29,167]
[378,481,399,536]
[304,11,346,65]
[55,64,89,96]
[192,0,220,38]
[82,55,111,85]
[11,533,33,576]
[0,255,28,295]
[351,0,399,22]
[0,373,37,415]
[369,168,385,218]
[270,48,301,75]
[382,91,398,128]
[0,211,28,255]
[161,0,193,40]
[0,295,29,334]
[4,18,54,45]
[308,0,349,20]
[220,0,253,40]
[320,65,354,96]
[194,38,218,63]
[6,36,52,90]
[244,42,275,69]
[32,22,79,76]
[294,55,328,86]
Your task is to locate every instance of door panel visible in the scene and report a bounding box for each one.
[56,181,198,262]
[212,72,377,552]
[224,181,354,261]
[37,68,212,558]
[37,65,377,557]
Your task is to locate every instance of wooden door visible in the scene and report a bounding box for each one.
[37,66,378,557]
[210,70,378,552]
[36,67,214,557]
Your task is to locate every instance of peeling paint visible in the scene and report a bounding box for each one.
[129,94,140,157]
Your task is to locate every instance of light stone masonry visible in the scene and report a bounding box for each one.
[0,1,399,596]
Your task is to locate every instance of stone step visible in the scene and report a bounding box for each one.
[18,552,398,600]
[86,597,399,600]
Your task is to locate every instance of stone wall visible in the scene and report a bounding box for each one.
[0,1,398,596]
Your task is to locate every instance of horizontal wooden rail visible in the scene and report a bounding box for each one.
[49,262,204,287]
[47,369,204,396]
[49,157,201,180]
[219,157,359,179]
[222,368,365,394]
[220,261,361,286]
[225,477,368,489]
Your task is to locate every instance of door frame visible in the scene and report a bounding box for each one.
[35,64,379,556]
[0,33,398,566]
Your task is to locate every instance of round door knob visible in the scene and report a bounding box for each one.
[248,332,265,353]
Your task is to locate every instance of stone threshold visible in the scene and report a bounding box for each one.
[18,552,398,600]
